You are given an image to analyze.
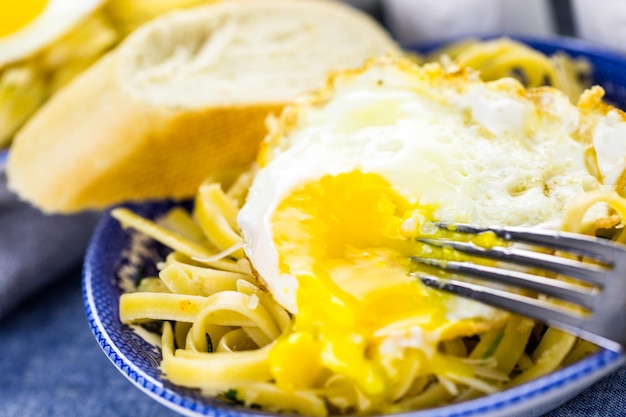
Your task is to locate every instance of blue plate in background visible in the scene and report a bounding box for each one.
[84,36,626,417]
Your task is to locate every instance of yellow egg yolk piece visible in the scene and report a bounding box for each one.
[0,0,48,38]
[266,171,502,396]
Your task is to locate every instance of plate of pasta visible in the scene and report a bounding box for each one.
[84,36,626,417]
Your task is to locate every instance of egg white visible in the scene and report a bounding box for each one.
[238,62,614,319]
[593,109,626,185]
[0,0,105,67]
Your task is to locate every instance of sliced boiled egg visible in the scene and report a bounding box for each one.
[0,0,105,67]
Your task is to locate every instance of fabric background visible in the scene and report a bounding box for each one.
[0,171,100,318]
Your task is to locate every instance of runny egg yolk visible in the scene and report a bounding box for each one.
[0,0,48,37]
[267,171,500,396]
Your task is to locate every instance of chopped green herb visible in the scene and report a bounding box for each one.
[205,333,214,353]
[135,266,146,283]
[483,331,504,359]
[220,388,244,405]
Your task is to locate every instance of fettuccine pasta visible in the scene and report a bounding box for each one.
[113,177,618,415]
[421,37,591,103]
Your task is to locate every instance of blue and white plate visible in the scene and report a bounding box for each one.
[83,36,626,417]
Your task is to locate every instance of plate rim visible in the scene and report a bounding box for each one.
[407,33,626,61]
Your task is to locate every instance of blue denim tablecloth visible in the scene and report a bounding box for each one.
[0,267,624,417]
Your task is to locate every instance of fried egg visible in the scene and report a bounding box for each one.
[0,0,105,67]
[237,57,625,394]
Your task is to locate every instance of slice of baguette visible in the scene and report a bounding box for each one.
[7,0,400,213]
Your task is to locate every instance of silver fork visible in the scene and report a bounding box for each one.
[411,223,626,352]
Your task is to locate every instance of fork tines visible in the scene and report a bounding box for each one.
[416,273,599,346]
[413,222,613,292]
[434,222,619,265]
[418,222,622,283]
[411,222,626,351]
[414,236,608,286]
[411,256,599,309]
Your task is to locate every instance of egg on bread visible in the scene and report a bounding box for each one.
[237,56,626,395]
